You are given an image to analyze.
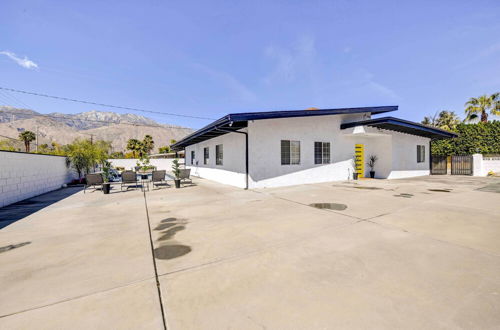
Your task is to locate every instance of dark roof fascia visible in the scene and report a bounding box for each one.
[340,117,458,139]
[172,106,398,150]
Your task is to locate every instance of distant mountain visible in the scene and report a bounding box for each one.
[0,107,194,153]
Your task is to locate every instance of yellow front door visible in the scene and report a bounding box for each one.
[355,144,364,178]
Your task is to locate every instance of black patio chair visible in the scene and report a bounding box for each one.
[179,169,192,184]
[151,170,169,189]
[121,171,139,191]
[84,173,104,193]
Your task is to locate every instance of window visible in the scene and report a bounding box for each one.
[281,140,300,165]
[417,145,425,163]
[314,142,331,164]
[204,147,209,165]
[216,144,223,165]
[191,150,195,165]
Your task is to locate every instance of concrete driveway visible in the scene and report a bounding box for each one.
[1,176,500,329]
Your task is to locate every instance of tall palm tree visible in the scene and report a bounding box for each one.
[143,135,154,154]
[19,130,36,152]
[465,93,500,123]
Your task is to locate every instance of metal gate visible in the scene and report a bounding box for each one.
[431,156,447,175]
[451,155,473,175]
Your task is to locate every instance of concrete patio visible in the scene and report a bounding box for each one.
[1,176,500,329]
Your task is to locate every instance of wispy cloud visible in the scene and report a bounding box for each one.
[263,35,317,85]
[362,71,400,100]
[192,63,256,102]
[0,51,38,69]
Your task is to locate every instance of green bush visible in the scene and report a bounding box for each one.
[432,121,500,155]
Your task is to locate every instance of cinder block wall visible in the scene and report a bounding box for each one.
[0,151,76,208]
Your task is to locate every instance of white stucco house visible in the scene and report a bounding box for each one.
[172,106,456,189]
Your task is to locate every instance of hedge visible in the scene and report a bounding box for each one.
[431,121,500,156]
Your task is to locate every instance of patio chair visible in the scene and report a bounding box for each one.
[121,170,139,191]
[151,170,169,189]
[84,173,104,193]
[179,169,192,184]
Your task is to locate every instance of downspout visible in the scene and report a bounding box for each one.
[215,127,249,190]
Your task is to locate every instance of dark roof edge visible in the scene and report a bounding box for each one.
[340,116,458,138]
[172,106,398,149]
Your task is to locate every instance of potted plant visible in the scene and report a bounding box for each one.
[367,155,378,178]
[172,158,181,188]
[102,161,111,194]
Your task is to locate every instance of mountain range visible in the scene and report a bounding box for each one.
[0,106,194,153]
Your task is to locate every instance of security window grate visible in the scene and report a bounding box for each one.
[314,142,331,164]
[191,150,195,165]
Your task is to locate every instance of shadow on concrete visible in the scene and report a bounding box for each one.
[0,186,82,230]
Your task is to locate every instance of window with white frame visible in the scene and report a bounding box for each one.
[281,140,300,165]
[417,145,425,163]
[191,150,195,165]
[314,142,331,164]
[204,147,209,165]
[216,144,223,165]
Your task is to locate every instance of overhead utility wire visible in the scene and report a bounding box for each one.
[0,86,215,121]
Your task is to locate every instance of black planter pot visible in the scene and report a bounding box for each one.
[102,183,111,194]
[370,171,375,178]
[174,179,181,188]
[353,173,359,180]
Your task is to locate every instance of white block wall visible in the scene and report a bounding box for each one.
[473,154,500,176]
[108,158,177,171]
[0,151,76,208]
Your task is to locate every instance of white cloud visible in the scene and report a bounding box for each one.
[0,51,38,69]
[192,63,256,103]
[263,35,317,85]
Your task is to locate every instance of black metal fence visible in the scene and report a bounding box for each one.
[451,155,473,175]
[431,156,447,175]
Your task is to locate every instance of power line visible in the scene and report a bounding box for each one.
[0,86,216,121]
[0,90,32,109]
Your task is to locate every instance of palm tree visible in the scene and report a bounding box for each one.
[421,111,460,131]
[19,130,36,152]
[126,138,142,158]
[465,93,500,123]
[436,111,461,131]
[143,135,154,154]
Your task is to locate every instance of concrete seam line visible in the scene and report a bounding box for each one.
[142,190,168,330]
[0,276,156,319]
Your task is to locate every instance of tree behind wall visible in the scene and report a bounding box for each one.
[19,130,36,152]
[431,122,500,156]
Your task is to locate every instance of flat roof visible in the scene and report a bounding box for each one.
[172,106,398,150]
[340,117,458,140]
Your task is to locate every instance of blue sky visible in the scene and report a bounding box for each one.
[1,0,499,129]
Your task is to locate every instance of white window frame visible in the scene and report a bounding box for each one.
[216,144,223,165]
[417,145,425,163]
[314,142,331,164]
[281,140,300,165]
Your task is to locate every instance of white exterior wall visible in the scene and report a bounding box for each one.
[108,158,176,171]
[248,114,365,188]
[185,132,247,188]
[181,114,432,189]
[473,154,500,176]
[0,151,76,208]
[483,159,500,175]
[387,130,430,179]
